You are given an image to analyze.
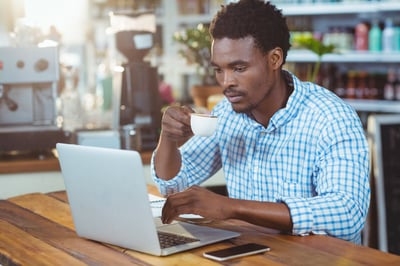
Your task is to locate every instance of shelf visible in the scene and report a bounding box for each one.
[276,1,400,16]
[345,99,400,113]
[160,2,400,25]
[286,50,400,63]
[157,14,213,27]
[175,14,214,25]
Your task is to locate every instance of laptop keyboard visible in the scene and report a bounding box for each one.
[157,231,199,249]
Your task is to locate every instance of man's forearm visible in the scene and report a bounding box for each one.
[154,135,182,180]
[229,199,293,232]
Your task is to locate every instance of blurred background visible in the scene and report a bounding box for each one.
[1,0,400,153]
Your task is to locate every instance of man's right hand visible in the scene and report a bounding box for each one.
[160,105,194,145]
[154,105,194,180]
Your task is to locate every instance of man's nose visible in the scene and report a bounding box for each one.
[222,71,235,88]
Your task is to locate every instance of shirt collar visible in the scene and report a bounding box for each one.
[267,70,309,132]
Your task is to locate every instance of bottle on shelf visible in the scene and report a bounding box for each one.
[383,68,396,101]
[394,26,400,51]
[367,73,379,100]
[346,71,357,99]
[368,19,382,52]
[382,18,395,52]
[334,72,346,99]
[354,21,369,51]
[356,71,368,99]
[395,69,400,101]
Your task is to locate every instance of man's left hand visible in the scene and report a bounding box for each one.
[161,185,230,224]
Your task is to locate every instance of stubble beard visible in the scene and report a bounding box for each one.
[231,102,256,114]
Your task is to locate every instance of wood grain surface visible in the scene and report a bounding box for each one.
[0,186,399,266]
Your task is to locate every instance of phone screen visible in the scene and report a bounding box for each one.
[203,243,270,261]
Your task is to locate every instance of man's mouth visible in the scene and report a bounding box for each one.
[226,95,243,103]
[224,90,244,103]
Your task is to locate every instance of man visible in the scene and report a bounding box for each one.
[151,0,370,244]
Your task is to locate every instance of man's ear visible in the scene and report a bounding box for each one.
[268,47,284,70]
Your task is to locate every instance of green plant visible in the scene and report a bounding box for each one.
[173,23,216,85]
[292,34,335,83]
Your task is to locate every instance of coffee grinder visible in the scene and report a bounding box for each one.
[110,11,162,151]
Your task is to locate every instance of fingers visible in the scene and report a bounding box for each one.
[161,106,194,141]
[161,191,192,224]
[164,105,193,122]
[161,186,210,224]
[180,105,195,117]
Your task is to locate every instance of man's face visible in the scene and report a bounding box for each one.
[211,37,277,114]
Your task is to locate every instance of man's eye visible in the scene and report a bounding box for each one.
[214,68,222,74]
[234,66,246,72]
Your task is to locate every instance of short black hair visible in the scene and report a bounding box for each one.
[210,0,291,64]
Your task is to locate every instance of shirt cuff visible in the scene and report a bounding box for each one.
[150,152,188,196]
[280,197,315,236]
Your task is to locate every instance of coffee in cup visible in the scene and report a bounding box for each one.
[190,113,218,137]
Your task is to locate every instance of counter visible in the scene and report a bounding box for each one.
[0,150,153,174]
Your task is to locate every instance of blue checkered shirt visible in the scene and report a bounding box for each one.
[151,72,370,244]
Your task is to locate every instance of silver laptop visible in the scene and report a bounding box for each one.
[56,143,239,256]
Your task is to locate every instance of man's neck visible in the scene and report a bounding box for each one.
[250,71,293,127]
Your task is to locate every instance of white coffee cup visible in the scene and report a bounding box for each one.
[190,113,218,137]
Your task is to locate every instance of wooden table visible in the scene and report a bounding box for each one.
[1,186,399,266]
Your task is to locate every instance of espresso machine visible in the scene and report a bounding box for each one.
[110,11,162,151]
[0,46,70,154]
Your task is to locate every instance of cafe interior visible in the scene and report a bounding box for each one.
[1,0,400,262]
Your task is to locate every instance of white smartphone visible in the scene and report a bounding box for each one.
[203,243,271,261]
